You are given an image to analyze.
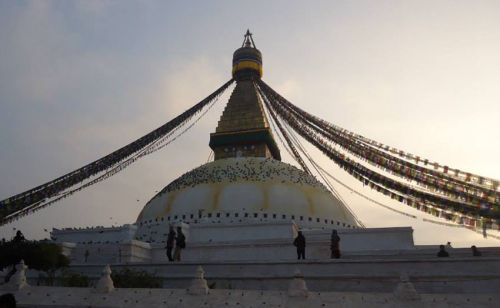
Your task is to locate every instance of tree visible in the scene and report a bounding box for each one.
[111,268,162,288]
[60,270,90,287]
[0,235,69,284]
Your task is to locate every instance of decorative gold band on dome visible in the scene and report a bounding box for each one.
[232,61,263,78]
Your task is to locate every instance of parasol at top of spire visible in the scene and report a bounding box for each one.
[233,29,263,80]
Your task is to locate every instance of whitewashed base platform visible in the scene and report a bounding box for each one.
[1,286,498,308]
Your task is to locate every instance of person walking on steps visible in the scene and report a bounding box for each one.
[471,245,482,257]
[174,226,186,261]
[293,231,306,260]
[437,244,450,257]
[165,226,176,262]
[330,229,341,259]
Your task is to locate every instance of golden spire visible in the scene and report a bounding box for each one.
[209,31,280,161]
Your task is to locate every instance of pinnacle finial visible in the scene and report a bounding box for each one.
[242,29,256,48]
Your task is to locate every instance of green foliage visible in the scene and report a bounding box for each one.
[0,239,69,272]
[60,271,90,287]
[111,268,162,288]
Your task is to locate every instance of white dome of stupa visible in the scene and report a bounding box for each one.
[135,157,360,241]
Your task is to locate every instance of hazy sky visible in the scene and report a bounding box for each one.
[1,1,499,247]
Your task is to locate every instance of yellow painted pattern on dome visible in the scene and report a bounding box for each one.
[136,158,359,227]
[303,187,316,216]
[232,61,263,77]
[211,184,221,211]
[261,183,269,210]
[154,181,332,217]
[163,191,178,215]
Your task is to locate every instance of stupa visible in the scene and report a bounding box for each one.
[51,31,414,264]
[4,31,496,299]
[134,33,361,243]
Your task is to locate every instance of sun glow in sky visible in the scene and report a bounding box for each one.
[0,1,499,247]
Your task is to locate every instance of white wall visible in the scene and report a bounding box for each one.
[1,283,498,307]
[51,224,137,244]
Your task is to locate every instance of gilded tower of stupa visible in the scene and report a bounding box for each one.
[209,30,280,160]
